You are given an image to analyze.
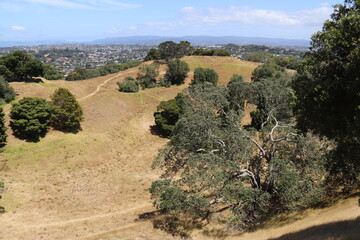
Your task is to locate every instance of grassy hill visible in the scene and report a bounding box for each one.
[0,56,358,240]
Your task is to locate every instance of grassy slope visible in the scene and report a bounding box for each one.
[0,56,358,240]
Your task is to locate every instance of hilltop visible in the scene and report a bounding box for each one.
[0,56,358,240]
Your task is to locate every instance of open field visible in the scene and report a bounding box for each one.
[0,56,359,240]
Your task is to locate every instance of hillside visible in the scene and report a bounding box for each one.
[0,56,358,240]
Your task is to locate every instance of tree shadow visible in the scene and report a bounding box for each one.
[268,217,360,240]
[7,78,43,83]
[149,125,169,138]
[136,210,203,238]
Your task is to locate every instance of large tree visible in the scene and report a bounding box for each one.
[151,82,327,229]
[192,67,219,86]
[292,0,360,184]
[50,88,83,132]
[165,59,190,85]
[0,51,44,80]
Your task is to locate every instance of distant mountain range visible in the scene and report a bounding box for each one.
[0,36,310,48]
[90,35,310,47]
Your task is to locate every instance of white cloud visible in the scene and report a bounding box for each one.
[25,0,141,10]
[128,26,137,31]
[181,5,332,27]
[107,27,122,34]
[11,25,26,31]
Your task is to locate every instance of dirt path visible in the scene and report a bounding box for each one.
[78,69,138,101]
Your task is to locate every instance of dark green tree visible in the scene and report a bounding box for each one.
[227,74,251,112]
[158,41,179,61]
[292,0,360,184]
[0,51,44,80]
[0,76,16,103]
[0,108,7,145]
[118,77,139,93]
[165,59,190,85]
[144,48,161,61]
[154,94,185,137]
[192,67,219,86]
[251,63,285,82]
[10,97,52,141]
[137,62,160,89]
[50,88,83,132]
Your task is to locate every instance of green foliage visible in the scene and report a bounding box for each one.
[192,49,231,56]
[243,52,274,63]
[165,59,190,85]
[43,64,63,80]
[227,74,251,112]
[137,62,160,89]
[251,63,285,82]
[98,61,142,76]
[50,88,83,132]
[0,76,16,103]
[10,97,52,141]
[66,67,100,81]
[158,41,180,61]
[0,108,7,145]
[192,67,219,86]
[0,50,44,80]
[154,94,184,137]
[268,55,302,70]
[158,41,194,61]
[292,0,360,184]
[118,77,139,93]
[144,48,160,61]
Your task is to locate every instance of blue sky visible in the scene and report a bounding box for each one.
[0,0,344,42]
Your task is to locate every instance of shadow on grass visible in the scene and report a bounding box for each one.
[149,125,169,139]
[7,78,43,83]
[269,217,360,240]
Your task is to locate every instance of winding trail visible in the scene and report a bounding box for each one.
[78,69,137,101]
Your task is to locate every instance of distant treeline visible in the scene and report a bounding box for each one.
[65,60,142,81]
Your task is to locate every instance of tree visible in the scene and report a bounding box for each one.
[118,77,139,93]
[150,81,327,229]
[251,63,285,82]
[165,59,190,85]
[50,88,83,132]
[227,74,251,112]
[0,181,4,213]
[192,67,219,86]
[243,52,273,63]
[158,41,180,61]
[0,51,44,80]
[137,62,160,89]
[292,0,360,184]
[0,108,7,145]
[10,97,52,141]
[0,76,15,103]
[144,48,161,61]
[154,94,185,137]
[43,64,63,80]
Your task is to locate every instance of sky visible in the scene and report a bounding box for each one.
[0,0,344,42]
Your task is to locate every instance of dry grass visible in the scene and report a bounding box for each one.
[0,56,358,240]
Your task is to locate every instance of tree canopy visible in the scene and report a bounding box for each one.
[0,51,44,80]
[50,88,83,132]
[0,108,7,145]
[292,0,360,184]
[192,67,219,86]
[165,59,190,85]
[10,97,52,141]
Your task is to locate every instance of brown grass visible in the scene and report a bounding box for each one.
[0,56,358,240]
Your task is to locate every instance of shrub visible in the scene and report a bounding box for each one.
[192,67,218,86]
[118,77,139,93]
[10,97,52,141]
[50,88,83,132]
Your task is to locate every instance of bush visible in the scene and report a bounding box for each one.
[192,67,218,85]
[50,88,83,132]
[165,59,190,85]
[10,97,52,141]
[0,76,15,103]
[43,64,63,80]
[118,77,139,93]
[0,108,7,145]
